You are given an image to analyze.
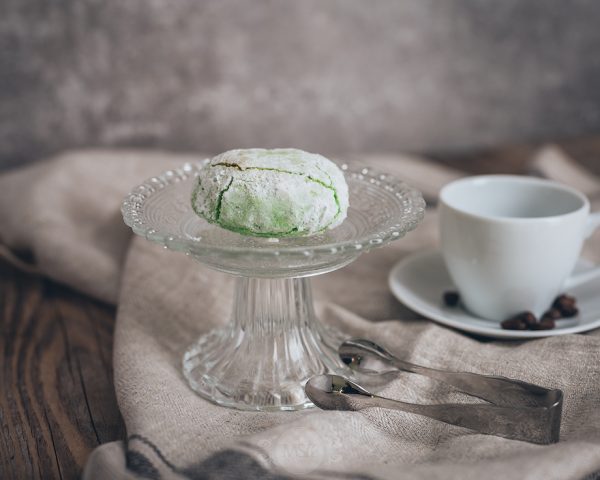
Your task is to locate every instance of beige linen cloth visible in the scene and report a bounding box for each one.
[1,147,600,480]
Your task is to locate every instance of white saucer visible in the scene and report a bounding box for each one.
[389,250,600,339]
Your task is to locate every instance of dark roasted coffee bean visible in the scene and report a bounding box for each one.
[552,294,576,312]
[552,294,579,318]
[500,318,527,330]
[443,291,460,307]
[531,318,556,330]
[501,314,529,330]
[521,312,538,328]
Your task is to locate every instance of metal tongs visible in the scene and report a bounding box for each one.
[305,339,563,444]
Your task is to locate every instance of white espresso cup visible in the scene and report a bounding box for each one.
[439,175,600,321]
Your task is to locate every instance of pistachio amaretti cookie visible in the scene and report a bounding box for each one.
[191,148,349,237]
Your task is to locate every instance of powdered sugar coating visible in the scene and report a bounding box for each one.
[191,148,349,237]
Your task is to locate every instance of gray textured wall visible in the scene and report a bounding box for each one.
[2,0,600,168]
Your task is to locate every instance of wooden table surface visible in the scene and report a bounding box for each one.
[1,139,599,479]
[0,262,124,479]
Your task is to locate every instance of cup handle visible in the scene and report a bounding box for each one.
[564,212,600,289]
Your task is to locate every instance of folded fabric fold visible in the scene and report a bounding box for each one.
[0,150,202,303]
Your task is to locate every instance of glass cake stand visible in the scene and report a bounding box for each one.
[122,160,425,411]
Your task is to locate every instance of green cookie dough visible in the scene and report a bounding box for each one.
[191,148,349,237]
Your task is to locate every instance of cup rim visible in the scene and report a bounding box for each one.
[439,174,590,222]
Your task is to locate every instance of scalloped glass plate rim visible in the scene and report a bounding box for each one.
[121,160,426,256]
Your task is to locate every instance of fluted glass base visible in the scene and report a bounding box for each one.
[182,276,348,411]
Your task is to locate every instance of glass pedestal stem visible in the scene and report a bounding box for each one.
[182,276,346,411]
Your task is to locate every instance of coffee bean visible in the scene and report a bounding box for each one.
[552,294,576,311]
[501,312,534,330]
[443,291,460,307]
[553,294,576,307]
[500,318,526,330]
[531,318,556,330]
[551,294,579,318]
[521,312,538,328]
